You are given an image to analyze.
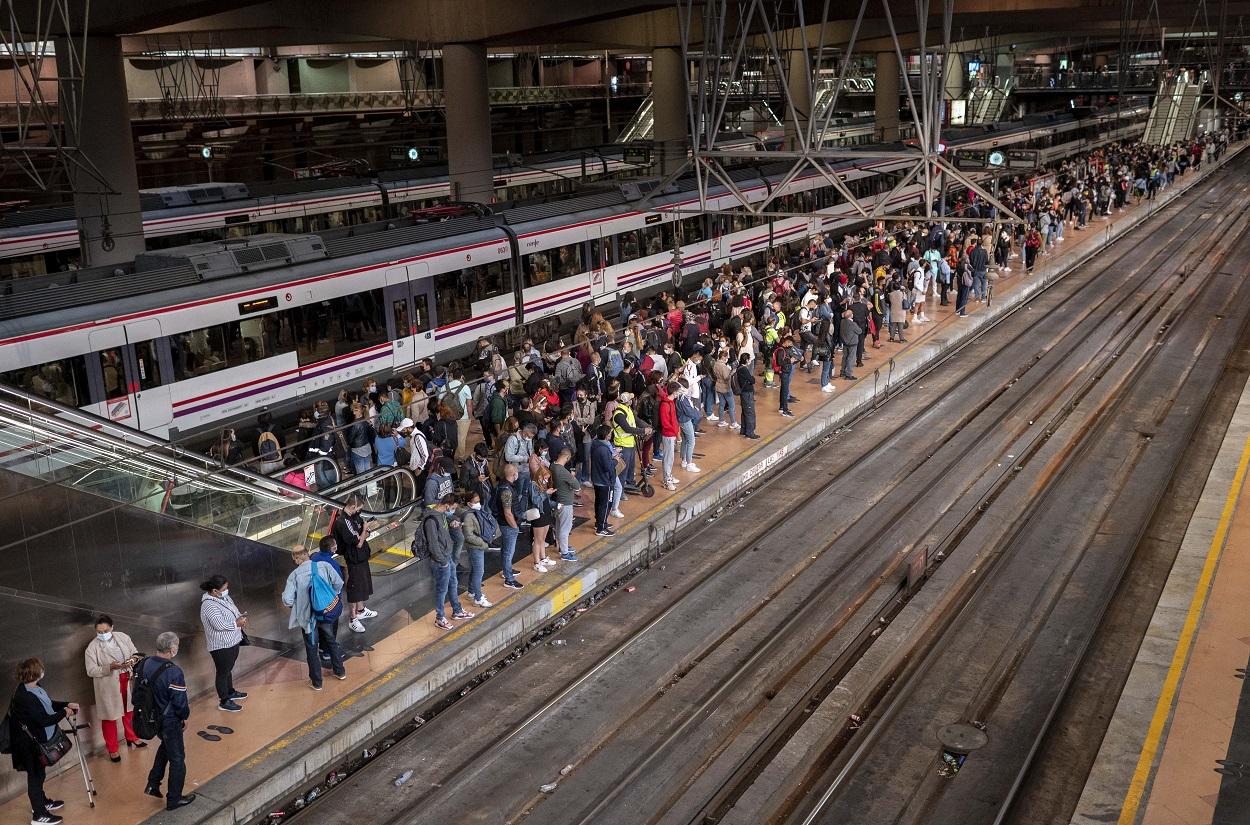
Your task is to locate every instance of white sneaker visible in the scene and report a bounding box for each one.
[730,422,740,429]
[474,596,493,608]
[681,462,690,470]
[822,383,835,393]
[611,509,625,519]
[534,563,549,573]
[686,464,701,473]
[349,619,366,633]
[663,479,677,490]
[706,414,719,421]
[357,607,378,620]
[717,421,728,428]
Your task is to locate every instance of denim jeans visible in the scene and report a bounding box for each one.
[661,435,676,480]
[618,445,636,488]
[556,502,574,554]
[429,560,462,620]
[740,392,757,437]
[714,391,737,425]
[702,380,716,415]
[349,452,372,474]
[611,475,623,511]
[467,546,485,599]
[680,420,696,465]
[499,525,520,584]
[303,619,344,686]
[820,357,835,386]
[577,441,591,484]
[973,272,987,300]
[148,717,187,803]
[779,368,794,412]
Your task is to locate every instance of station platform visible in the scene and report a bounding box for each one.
[1073,333,1250,824]
[2,148,1241,825]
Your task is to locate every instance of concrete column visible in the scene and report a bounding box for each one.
[443,43,494,204]
[651,47,687,173]
[785,50,812,150]
[874,51,901,143]
[55,36,144,267]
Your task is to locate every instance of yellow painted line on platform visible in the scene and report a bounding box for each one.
[1117,431,1250,825]
[550,577,584,614]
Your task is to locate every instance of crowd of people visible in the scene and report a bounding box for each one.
[7,128,1237,825]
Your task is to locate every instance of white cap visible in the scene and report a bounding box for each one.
[400,418,414,430]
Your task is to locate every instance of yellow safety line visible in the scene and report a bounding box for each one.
[1117,430,1250,825]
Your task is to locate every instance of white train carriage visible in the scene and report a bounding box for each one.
[0,107,1149,439]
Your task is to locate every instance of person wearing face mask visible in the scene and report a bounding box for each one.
[198,576,248,713]
[308,400,342,489]
[141,632,196,810]
[9,657,79,824]
[84,616,144,763]
[458,490,497,608]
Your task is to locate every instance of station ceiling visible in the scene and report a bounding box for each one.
[27,0,1250,51]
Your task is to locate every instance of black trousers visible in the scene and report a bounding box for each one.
[210,644,239,702]
[593,485,611,532]
[148,717,187,805]
[25,762,47,814]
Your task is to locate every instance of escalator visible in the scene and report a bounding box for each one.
[0,381,426,720]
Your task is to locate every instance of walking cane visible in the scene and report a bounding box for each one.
[61,721,97,808]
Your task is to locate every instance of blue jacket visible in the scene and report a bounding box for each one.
[590,438,616,488]
[676,394,701,424]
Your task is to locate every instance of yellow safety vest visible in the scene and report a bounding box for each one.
[612,405,637,449]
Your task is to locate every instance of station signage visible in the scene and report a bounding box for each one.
[952,149,988,170]
[624,145,653,165]
[1006,149,1041,169]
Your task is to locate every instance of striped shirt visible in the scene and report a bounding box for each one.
[199,593,244,651]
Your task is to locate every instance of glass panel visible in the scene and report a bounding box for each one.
[413,293,432,333]
[522,249,553,286]
[98,348,129,399]
[393,298,411,337]
[292,289,387,365]
[133,341,162,390]
[618,230,642,263]
[0,356,90,407]
[434,271,472,326]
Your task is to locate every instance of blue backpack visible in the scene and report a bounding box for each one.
[473,506,499,545]
[310,561,343,621]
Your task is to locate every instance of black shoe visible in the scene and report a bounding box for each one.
[228,690,248,701]
[144,785,164,799]
[787,396,799,403]
[780,410,795,418]
[218,700,243,713]
[744,434,761,439]
[31,814,62,825]
[110,753,121,763]
[166,794,197,811]
[843,374,857,380]
[44,801,64,811]
[502,579,524,590]
[127,739,147,749]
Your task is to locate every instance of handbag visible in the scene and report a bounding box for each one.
[21,722,71,767]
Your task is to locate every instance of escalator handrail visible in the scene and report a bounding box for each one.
[0,391,396,519]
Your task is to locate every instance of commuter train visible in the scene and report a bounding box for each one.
[0,137,768,281]
[0,106,1147,440]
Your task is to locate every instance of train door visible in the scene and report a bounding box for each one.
[409,279,436,363]
[124,320,173,435]
[385,266,416,372]
[87,328,137,427]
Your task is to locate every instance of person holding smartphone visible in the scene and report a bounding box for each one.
[83,615,146,762]
[333,494,381,633]
[199,576,248,713]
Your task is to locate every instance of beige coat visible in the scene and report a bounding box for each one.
[84,631,138,721]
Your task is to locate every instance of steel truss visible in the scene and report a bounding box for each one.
[661,0,1024,226]
[0,0,112,195]
[142,32,225,122]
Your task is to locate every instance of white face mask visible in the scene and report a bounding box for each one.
[97,631,112,642]
[220,588,229,599]
[470,502,482,510]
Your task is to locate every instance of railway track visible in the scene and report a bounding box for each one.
[284,153,1250,825]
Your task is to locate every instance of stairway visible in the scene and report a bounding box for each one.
[1145,75,1204,144]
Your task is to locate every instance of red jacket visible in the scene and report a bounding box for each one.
[657,387,679,438]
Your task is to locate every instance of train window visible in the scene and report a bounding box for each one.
[681,216,705,244]
[133,340,162,391]
[288,289,386,365]
[590,237,611,269]
[413,293,431,333]
[522,244,582,287]
[171,325,230,380]
[97,348,128,399]
[0,356,90,407]
[641,225,666,256]
[393,299,411,337]
[434,270,472,326]
[617,230,642,263]
[464,260,511,302]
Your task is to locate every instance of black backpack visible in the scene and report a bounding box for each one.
[130,658,174,740]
